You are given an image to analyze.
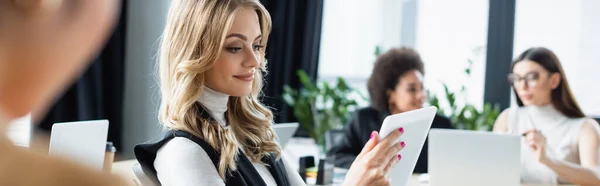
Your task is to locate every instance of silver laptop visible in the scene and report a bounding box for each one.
[273,122,299,147]
[49,120,109,171]
[428,129,520,186]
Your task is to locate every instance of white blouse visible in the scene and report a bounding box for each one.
[506,105,599,184]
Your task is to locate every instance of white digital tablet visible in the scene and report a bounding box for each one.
[378,106,437,186]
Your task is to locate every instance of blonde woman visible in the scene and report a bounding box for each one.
[134,0,406,185]
[0,0,124,185]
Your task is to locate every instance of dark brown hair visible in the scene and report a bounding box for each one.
[512,47,585,118]
[367,47,424,113]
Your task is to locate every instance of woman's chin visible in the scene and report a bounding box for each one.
[228,89,252,97]
[521,100,534,106]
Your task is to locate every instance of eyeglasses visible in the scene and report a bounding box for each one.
[507,71,552,88]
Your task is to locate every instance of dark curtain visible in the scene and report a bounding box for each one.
[36,1,127,150]
[259,0,324,128]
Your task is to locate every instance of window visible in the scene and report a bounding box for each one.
[513,0,600,116]
[318,0,403,106]
[318,0,490,111]
[415,0,489,110]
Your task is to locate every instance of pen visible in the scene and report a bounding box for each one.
[521,128,539,136]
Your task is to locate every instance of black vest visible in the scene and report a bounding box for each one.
[134,104,291,186]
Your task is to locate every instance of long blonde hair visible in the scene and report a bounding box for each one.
[158,0,279,179]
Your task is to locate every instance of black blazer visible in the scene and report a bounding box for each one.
[327,107,452,173]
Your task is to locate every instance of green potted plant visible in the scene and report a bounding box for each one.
[282,70,364,153]
[427,59,501,131]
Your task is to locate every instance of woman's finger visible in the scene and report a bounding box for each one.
[526,133,537,141]
[370,128,403,159]
[383,153,400,174]
[380,142,404,168]
[358,131,379,160]
[385,141,405,157]
[530,144,538,151]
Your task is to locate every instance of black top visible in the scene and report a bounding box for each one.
[327,107,453,173]
[134,103,291,186]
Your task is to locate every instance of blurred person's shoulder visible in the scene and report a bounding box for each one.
[433,114,453,129]
[353,107,383,118]
[0,139,126,186]
[348,107,387,129]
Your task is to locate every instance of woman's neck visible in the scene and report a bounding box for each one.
[527,103,559,115]
[0,107,10,133]
[198,87,229,127]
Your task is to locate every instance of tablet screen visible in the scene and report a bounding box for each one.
[379,106,437,186]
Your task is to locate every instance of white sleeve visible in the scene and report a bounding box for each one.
[154,137,225,186]
[282,154,307,186]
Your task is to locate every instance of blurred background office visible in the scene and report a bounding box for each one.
[7,0,599,163]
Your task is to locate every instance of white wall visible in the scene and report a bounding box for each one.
[122,0,169,159]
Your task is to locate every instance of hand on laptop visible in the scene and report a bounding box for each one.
[523,129,549,163]
[343,128,405,186]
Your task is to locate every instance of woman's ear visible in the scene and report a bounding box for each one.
[386,88,397,109]
[386,89,395,102]
[550,73,561,90]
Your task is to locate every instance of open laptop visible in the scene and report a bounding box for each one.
[428,129,520,186]
[49,120,109,171]
[273,122,299,147]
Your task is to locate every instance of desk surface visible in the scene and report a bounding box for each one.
[112,160,139,186]
[113,137,581,186]
[111,161,577,186]
[408,174,577,186]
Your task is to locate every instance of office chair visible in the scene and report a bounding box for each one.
[132,163,159,186]
[325,129,345,153]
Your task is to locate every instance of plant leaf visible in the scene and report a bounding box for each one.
[297,70,318,92]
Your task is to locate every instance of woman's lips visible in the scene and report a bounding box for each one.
[234,73,254,82]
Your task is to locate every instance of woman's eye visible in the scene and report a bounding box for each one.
[253,45,265,51]
[525,72,540,81]
[226,47,242,53]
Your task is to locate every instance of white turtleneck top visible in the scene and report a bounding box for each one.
[507,104,600,184]
[153,87,304,186]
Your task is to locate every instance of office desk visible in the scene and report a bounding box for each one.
[112,137,581,186]
[286,138,578,186]
[112,160,140,186]
[408,174,577,186]
[112,160,578,186]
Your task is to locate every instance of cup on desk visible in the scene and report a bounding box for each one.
[103,141,117,173]
[316,157,335,185]
[299,156,316,182]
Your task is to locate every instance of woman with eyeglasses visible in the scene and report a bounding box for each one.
[493,47,600,185]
